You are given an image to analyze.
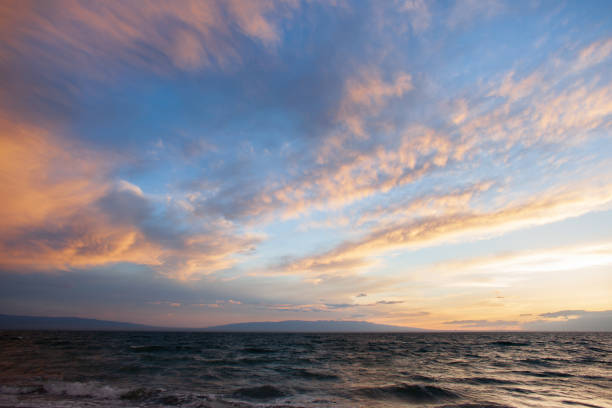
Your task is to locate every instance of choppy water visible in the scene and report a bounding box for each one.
[0,332,610,408]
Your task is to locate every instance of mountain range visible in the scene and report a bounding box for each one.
[0,314,425,332]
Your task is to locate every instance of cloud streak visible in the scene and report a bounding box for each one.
[0,0,298,74]
[443,319,518,328]
[280,183,612,274]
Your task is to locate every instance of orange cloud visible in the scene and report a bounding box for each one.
[357,180,495,225]
[203,124,462,222]
[468,38,612,149]
[0,116,109,234]
[0,117,259,279]
[336,69,413,137]
[280,183,612,274]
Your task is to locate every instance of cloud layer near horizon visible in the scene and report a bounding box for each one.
[0,0,611,329]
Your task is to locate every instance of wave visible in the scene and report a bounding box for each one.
[0,385,45,395]
[435,404,515,408]
[44,381,124,399]
[232,385,288,400]
[292,368,340,381]
[463,377,516,385]
[117,386,200,406]
[1,382,185,405]
[129,344,171,352]
[242,346,275,354]
[513,370,573,378]
[581,374,611,380]
[2,332,609,407]
[120,387,160,402]
[587,346,609,353]
[488,341,530,347]
[121,387,202,406]
[561,400,606,408]
[502,386,532,394]
[520,358,555,367]
[236,356,280,365]
[406,374,437,382]
[357,383,459,403]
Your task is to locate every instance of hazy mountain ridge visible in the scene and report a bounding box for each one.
[204,320,426,332]
[0,314,159,331]
[0,315,424,332]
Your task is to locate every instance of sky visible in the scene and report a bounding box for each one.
[0,0,611,330]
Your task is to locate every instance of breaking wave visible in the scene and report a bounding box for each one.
[357,383,460,403]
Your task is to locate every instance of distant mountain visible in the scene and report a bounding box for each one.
[0,314,161,331]
[203,320,426,332]
[0,315,427,332]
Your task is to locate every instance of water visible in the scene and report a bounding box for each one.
[0,332,610,408]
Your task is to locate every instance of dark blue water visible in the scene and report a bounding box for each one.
[0,332,610,408]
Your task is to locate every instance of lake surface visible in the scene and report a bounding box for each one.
[0,332,610,407]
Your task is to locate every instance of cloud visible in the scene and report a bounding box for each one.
[148,301,181,308]
[325,303,355,309]
[446,0,505,29]
[194,303,221,309]
[400,311,429,317]
[400,0,431,34]
[0,118,260,279]
[376,300,404,305]
[400,0,504,34]
[464,38,612,151]
[192,35,612,228]
[266,304,328,313]
[539,310,587,318]
[443,319,518,328]
[358,180,495,225]
[197,124,459,222]
[324,300,404,309]
[323,300,404,309]
[1,2,611,328]
[0,117,109,234]
[279,183,612,274]
[573,38,612,73]
[336,68,413,137]
[422,242,612,282]
[524,310,612,331]
[0,0,299,75]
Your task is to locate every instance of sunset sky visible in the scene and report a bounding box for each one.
[1,0,611,330]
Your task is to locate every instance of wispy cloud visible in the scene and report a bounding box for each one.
[400,0,431,34]
[0,0,300,74]
[196,124,459,222]
[358,180,495,225]
[423,242,612,281]
[279,184,612,275]
[443,319,518,328]
[446,0,505,29]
